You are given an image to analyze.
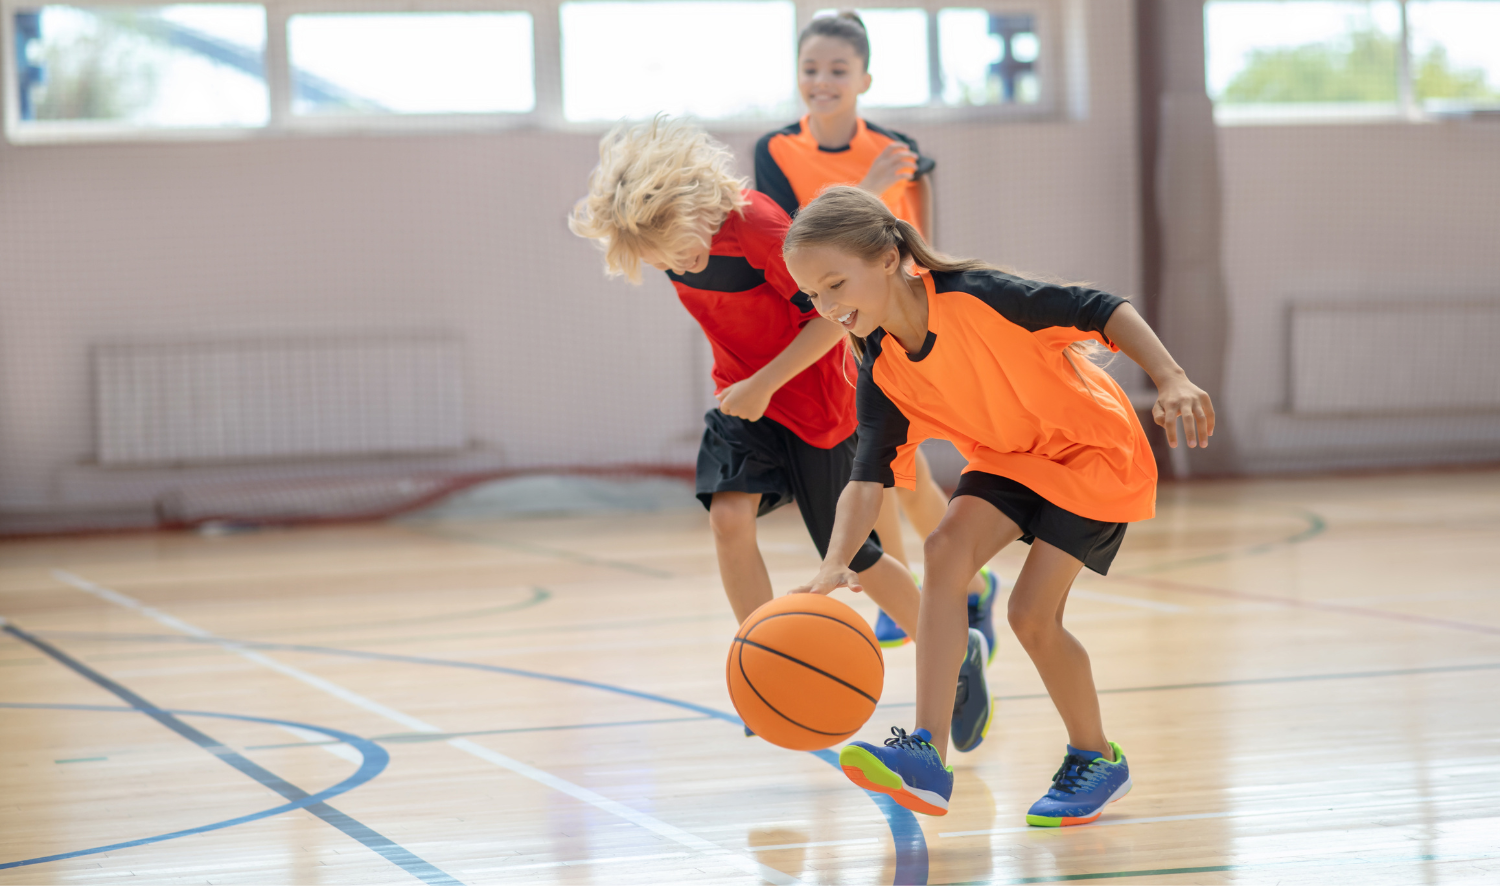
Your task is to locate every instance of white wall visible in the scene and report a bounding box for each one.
[1218,120,1500,473]
[0,1,1142,516]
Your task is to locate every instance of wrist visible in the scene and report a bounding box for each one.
[1150,365,1188,388]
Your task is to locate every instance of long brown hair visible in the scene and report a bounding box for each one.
[783,186,1105,368]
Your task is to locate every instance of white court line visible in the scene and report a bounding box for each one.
[746,837,882,852]
[52,569,801,887]
[1070,589,1187,613]
[938,792,1497,838]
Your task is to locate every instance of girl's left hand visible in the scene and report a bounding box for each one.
[1152,374,1215,448]
[716,376,774,422]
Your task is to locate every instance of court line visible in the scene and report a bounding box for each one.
[1121,507,1328,575]
[942,848,1500,885]
[405,525,675,578]
[0,695,441,882]
[272,586,551,636]
[51,571,801,887]
[49,571,930,887]
[1109,574,1500,636]
[245,715,716,750]
[938,790,1497,837]
[748,837,883,852]
[876,660,1500,712]
[484,851,693,873]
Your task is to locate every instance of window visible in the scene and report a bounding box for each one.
[12,4,267,131]
[286,12,534,116]
[1205,0,1500,121]
[1405,1,1500,110]
[560,1,797,122]
[815,8,929,107]
[937,8,1041,106]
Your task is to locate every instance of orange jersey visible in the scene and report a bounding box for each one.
[850,270,1157,523]
[754,116,932,236]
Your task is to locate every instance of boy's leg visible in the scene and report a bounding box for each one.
[709,491,773,625]
[874,490,911,568]
[1006,541,1108,755]
[895,448,994,599]
[916,495,1022,760]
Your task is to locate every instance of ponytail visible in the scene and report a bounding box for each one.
[784,186,1105,370]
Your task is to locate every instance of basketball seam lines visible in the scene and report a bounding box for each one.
[736,640,862,738]
[733,636,880,704]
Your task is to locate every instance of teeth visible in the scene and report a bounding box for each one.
[837,310,855,324]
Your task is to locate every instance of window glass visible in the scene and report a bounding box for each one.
[287,13,534,115]
[561,1,796,121]
[1204,1,1402,104]
[1405,1,1500,107]
[815,8,930,107]
[13,4,267,127]
[937,8,1040,105]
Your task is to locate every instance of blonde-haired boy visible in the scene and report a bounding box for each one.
[569,118,934,685]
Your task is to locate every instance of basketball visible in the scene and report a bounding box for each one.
[726,593,885,750]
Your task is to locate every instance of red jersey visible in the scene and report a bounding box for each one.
[667,190,856,449]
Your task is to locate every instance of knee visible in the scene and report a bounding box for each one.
[921,528,970,595]
[1007,601,1057,650]
[708,496,757,541]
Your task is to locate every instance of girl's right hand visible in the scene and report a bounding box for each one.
[790,565,863,596]
[859,142,918,196]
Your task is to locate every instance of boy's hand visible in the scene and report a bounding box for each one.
[789,565,863,595]
[860,142,918,196]
[1153,373,1215,448]
[716,375,774,422]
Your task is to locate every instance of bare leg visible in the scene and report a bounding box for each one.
[709,492,772,624]
[914,496,1022,761]
[874,489,911,570]
[1007,541,1110,756]
[854,554,921,638]
[896,449,991,598]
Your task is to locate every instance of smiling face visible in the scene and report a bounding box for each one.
[785,244,904,338]
[798,34,871,119]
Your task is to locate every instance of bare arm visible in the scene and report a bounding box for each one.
[789,481,885,594]
[1102,302,1216,448]
[917,174,935,244]
[716,316,845,421]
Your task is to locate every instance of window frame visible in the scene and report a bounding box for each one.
[1207,0,1500,126]
[2,0,1061,143]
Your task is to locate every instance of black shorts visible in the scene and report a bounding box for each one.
[951,471,1127,575]
[696,409,884,573]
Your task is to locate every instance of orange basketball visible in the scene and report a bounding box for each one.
[726,593,885,750]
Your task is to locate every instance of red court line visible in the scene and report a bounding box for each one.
[1108,575,1500,637]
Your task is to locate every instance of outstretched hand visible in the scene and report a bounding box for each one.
[1153,374,1215,448]
[789,565,863,596]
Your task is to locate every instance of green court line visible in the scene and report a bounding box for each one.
[54,756,108,763]
[245,715,714,750]
[1123,508,1327,576]
[403,525,676,579]
[946,864,1239,884]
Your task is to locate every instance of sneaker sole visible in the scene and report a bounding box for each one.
[877,636,912,649]
[839,747,949,817]
[1024,776,1133,827]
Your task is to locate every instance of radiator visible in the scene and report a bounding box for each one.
[95,335,465,466]
[1289,301,1500,415]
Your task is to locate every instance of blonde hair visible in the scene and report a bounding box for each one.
[569,115,749,284]
[784,186,1105,364]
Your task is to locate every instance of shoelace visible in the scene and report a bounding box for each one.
[884,727,935,752]
[1048,753,1099,794]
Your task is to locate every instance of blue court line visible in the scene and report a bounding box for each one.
[0,703,392,872]
[21,628,931,885]
[1,624,461,885]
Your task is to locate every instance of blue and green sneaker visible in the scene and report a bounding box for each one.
[1025,742,1132,826]
[950,628,993,753]
[875,566,1001,653]
[839,727,953,816]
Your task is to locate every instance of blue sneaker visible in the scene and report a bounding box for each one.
[874,608,911,648]
[839,727,953,816]
[950,628,992,753]
[1026,742,1132,826]
[968,566,999,665]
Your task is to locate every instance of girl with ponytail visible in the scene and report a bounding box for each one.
[755,9,996,661]
[786,187,1215,824]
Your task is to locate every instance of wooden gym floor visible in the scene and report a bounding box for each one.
[2,468,1498,886]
